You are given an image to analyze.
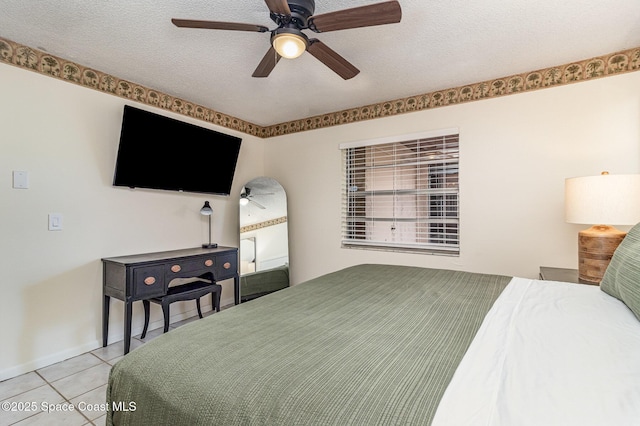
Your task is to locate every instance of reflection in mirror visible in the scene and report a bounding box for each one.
[239,177,289,302]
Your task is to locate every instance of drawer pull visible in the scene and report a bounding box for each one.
[223,262,231,270]
[170,265,181,273]
[144,276,156,286]
[204,259,213,267]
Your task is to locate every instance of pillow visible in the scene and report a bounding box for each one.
[601,222,640,321]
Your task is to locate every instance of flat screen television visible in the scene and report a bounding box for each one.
[113,105,242,195]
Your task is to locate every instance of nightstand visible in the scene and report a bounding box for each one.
[539,266,598,285]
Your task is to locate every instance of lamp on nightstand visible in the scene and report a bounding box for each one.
[565,172,640,284]
[200,201,218,249]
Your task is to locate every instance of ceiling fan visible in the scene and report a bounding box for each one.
[240,187,271,209]
[172,0,402,80]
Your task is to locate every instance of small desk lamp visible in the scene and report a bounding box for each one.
[200,201,218,249]
[565,172,640,283]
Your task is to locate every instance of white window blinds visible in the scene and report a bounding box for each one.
[341,129,460,255]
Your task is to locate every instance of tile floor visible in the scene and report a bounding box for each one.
[0,311,214,426]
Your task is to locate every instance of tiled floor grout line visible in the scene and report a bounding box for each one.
[2,306,232,426]
[2,341,138,425]
[31,369,97,426]
[2,371,93,426]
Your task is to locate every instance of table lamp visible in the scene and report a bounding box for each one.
[565,172,640,283]
[200,201,218,249]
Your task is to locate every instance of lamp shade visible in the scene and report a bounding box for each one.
[565,173,640,225]
[200,201,213,216]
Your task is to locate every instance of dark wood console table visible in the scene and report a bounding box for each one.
[102,246,239,354]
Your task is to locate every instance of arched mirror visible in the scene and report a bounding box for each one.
[239,177,289,302]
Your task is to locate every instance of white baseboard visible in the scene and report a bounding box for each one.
[0,340,101,382]
[1,296,236,382]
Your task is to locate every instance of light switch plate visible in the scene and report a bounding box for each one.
[48,213,63,231]
[13,171,29,189]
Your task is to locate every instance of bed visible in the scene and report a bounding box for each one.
[107,227,640,425]
[240,265,290,302]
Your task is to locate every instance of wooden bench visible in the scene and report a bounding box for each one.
[141,280,221,337]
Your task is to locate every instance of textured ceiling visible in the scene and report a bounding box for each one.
[1,0,639,126]
[240,177,288,227]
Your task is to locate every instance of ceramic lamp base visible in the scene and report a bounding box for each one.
[578,225,626,284]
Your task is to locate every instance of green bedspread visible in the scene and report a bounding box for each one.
[240,265,289,301]
[107,264,511,425]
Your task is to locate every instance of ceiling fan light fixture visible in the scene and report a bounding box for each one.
[272,30,308,59]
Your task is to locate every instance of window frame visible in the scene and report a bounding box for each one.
[340,128,460,255]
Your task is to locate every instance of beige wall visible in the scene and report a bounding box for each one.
[0,63,265,379]
[264,71,640,286]
[2,58,640,380]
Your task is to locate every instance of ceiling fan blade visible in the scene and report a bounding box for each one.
[252,46,282,78]
[307,40,360,80]
[172,19,269,33]
[308,1,402,33]
[264,0,291,16]
[250,199,267,209]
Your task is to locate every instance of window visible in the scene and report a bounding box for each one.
[341,129,459,255]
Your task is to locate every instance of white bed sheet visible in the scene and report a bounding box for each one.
[432,277,640,426]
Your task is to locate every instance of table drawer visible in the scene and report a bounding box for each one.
[215,252,237,281]
[133,266,165,298]
[165,256,216,277]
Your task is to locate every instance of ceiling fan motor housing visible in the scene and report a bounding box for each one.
[271,0,315,28]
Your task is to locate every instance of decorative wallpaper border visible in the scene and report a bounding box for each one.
[264,46,640,137]
[1,36,639,139]
[0,37,265,137]
[240,216,288,233]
